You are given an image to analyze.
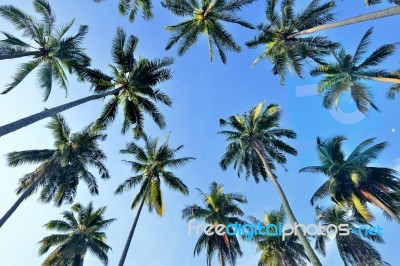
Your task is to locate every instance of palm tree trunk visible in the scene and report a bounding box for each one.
[0,87,122,138]
[290,6,400,38]
[252,140,322,266]
[355,75,400,84]
[204,0,217,17]
[118,186,149,266]
[358,188,400,224]
[0,51,41,60]
[219,251,225,266]
[0,173,46,228]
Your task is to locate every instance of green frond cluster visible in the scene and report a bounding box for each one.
[116,134,194,216]
[246,0,338,85]
[162,0,255,63]
[38,202,115,266]
[300,136,400,223]
[6,114,109,206]
[0,0,91,101]
[182,182,247,266]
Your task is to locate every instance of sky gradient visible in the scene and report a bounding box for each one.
[0,0,399,265]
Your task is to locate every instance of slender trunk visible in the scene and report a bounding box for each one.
[219,251,225,266]
[0,173,46,228]
[290,6,400,38]
[0,51,41,60]
[118,186,149,266]
[203,0,217,17]
[252,140,322,266]
[358,189,400,224]
[355,75,400,84]
[0,87,122,138]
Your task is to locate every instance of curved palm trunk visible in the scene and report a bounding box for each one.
[0,87,121,138]
[219,251,225,266]
[0,51,41,60]
[252,140,322,266]
[358,189,400,224]
[204,0,217,17]
[290,6,400,37]
[118,187,149,266]
[355,75,400,84]
[0,173,46,228]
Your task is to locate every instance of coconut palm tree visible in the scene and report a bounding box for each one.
[219,101,323,266]
[0,0,91,101]
[115,134,194,266]
[0,27,173,138]
[182,182,247,266]
[300,136,400,223]
[93,0,153,22]
[0,115,110,228]
[310,27,400,114]
[314,206,389,266]
[162,0,255,64]
[249,206,309,266]
[38,202,115,266]
[246,0,338,85]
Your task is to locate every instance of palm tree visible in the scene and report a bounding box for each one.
[0,27,173,138]
[246,0,338,85]
[182,182,247,266]
[310,27,400,114]
[219,101,323,266]
[79,27,173,136]
[365,0,400,5]
[93,0,153,22]
[115,134,194,266]
[0,115,110,228]
[38,202,115,266]
[162,0,255,64]
[300,136,400,223]
[249,206,309,266]
[314,206,389,266]
[290,3,400,37]
[0,0,91,101]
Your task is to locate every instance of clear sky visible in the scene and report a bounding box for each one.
[0,0,399,265]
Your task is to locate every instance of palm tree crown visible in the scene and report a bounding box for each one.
[219,101,297,182]
[93,0,153,22]
[365,0,400,6]
[310,27,400,114]
[0,0,91,101]
[38,202,115,266]
[79,27,173,136]
[182,182,247,266]
[314,206,389,266]
[300,136,400,223]
[250,206,309,266]
[115,134,194,215]
[7,115,110,206]
[246,0,338,85]
[162,0,255,64]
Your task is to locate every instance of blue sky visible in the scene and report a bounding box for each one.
[0,0,399,265]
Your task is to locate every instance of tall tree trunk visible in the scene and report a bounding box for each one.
[358,188,400,224]
[0,51,41,60]
[0,87,122,138]
[355,75,400,84]
[0,173,46,228]
[290,6,400,38]
[118,186,149,266]
[219,251,225,266]
[203,0,217,17]
[252,140,322,266]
